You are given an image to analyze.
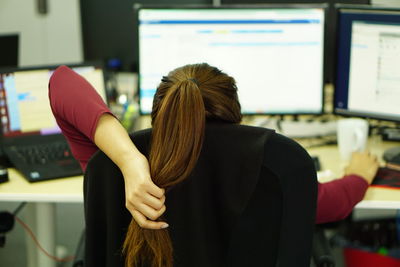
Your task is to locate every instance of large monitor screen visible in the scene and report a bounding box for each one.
[138,6,325,115]
[335,6,400,122]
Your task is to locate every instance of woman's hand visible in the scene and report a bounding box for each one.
[120,153,168,230]
[344,151,379,184]
[94,114,168,230]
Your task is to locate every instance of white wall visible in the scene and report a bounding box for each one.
[0,0,83,66]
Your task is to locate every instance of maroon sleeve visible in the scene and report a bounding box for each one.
[316,175,369,224]
[48,65,112,171]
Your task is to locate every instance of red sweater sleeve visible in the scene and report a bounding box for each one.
[48,65,112,171]
[316,175,369,224]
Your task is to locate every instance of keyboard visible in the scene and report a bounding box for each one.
[10,142,73,165]
[372,167,400,189]
[4,141,82,182]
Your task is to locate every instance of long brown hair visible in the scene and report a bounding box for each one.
[122,63,242,267]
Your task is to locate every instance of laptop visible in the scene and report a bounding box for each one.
[0,63,107,182]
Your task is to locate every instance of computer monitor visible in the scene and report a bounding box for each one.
[334,5,400,122]
[137,5,326,115]
[0,63,106,138]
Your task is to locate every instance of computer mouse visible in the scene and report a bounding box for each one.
[312,156,321,172]
[0,166,8,184]
[383,147,400,165]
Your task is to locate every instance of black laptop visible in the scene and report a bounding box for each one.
[0,63,107,182]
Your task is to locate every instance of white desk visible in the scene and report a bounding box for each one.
[0,169,83,267]
[305,138,400,210]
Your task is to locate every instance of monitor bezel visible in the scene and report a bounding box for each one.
[0,61,107,102]
[135,4,328,116]
[0,61,106,82]
[333,4,400,122]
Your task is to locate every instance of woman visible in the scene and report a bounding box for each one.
[49,63,378,265]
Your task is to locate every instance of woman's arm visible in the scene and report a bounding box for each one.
[316,151,379,224]
[316,175,368,223]
[94,114,168,229]
[49,65,109,169]
[49,66,167,229]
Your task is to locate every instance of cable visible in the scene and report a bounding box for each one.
[14,216,75,262]
[13,202,26,216]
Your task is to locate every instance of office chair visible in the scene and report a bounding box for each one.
[312,225,335,267]
[73,228,335,267]
[83,124,318,267]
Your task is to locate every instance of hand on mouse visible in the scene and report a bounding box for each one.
[344,151,379,184]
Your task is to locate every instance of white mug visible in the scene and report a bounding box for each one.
[337,118,369,161]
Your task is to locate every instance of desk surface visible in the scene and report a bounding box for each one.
[0,137,399,208]
[0,169,83,203]
[305,137,400,209]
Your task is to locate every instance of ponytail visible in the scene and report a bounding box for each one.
[123,79,205,267]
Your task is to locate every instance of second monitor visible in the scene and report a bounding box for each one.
[137,5,326,115]
[335,5,400,122]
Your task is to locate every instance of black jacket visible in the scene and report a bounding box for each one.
[84,123,317,267]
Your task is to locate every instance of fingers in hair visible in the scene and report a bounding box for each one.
[131,209,169,230]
